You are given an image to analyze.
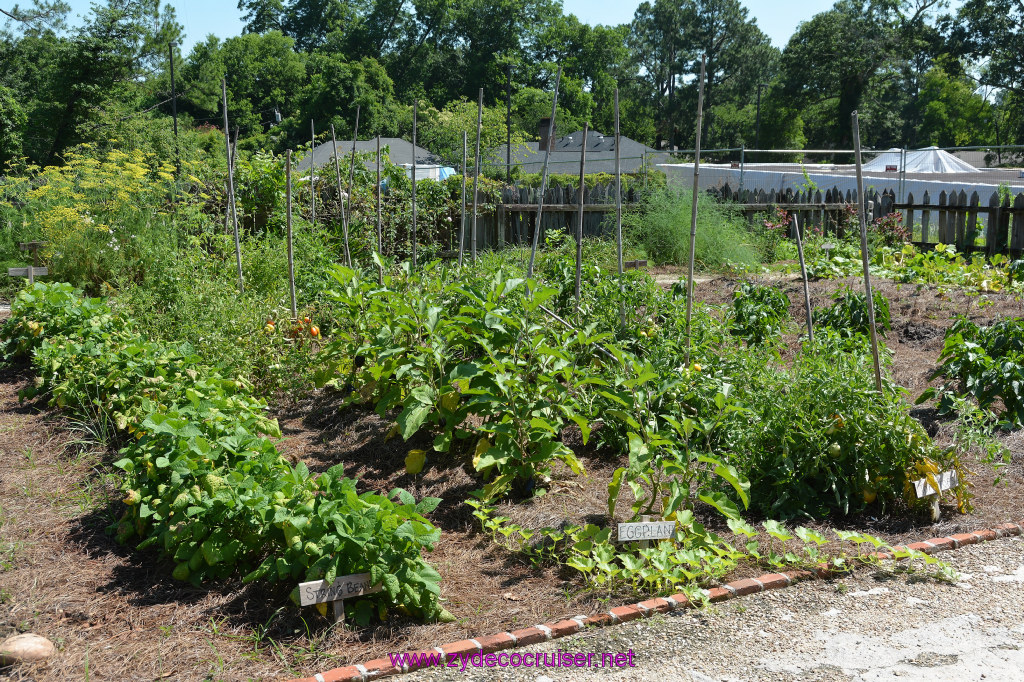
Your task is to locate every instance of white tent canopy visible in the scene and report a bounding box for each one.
[862,146,979,174]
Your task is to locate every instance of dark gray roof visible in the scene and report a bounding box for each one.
[295,137,443,172]
[488,132,658,175]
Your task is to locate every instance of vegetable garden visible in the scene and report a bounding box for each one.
[1,143,1023,679]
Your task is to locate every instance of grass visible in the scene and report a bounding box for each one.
[621,187,763,270]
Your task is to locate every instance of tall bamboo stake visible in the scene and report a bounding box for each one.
[345,106,361,267]
[411,100,418,270]
[459,131,467,266]
[310,119,316,225]
[376,134,383,283]
[330,124,351,267]
[792,213,814,344]
[574,123,589,312]
[221,77,243,293]
[471,88,484,263]
[614,88,625,327]
[526,66,562,280]
[852,110,883,392]
[684,55,706,365]
[225,126,239,234]
[286,150,296,319]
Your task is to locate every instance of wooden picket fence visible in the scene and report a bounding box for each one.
[465,182,641,250]
[708,183,1024,255]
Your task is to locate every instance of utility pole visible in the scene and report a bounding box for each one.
[168,41,179,175]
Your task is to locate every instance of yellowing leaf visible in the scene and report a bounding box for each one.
[405,449,426,475]
[472,438,490,469]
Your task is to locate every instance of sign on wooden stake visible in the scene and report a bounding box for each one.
[298,573,382,624]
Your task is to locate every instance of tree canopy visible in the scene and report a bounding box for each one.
[0,0,1019,167]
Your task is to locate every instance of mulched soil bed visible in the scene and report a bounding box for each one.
[2,277,1024,681]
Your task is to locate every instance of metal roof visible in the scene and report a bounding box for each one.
[295,137,443,173]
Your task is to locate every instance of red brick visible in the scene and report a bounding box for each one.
[784,570,813,582]
[547,619,583,637]
[758,573,790,590]
[439,639,481,657]
[994,523,1023,535]
[361,658,401,677]
[608,605,644,622]
[925,537,956,550]
[726,578,763,596]
[972,529,998,542]
[813,563,834,579]
[906,541,934,552]
[950,533,979,547]
[509,627,547,646]
[870,551,893,561]
[636,598,672,614]
[706,587,731,602]
[667,593,691,608]
[584,613,615,627]
[319,667,362,682]
[475,633,515,653]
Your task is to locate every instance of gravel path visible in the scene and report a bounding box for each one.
[403,536,1024,682]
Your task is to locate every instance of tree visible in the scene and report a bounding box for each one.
[915,61,993,147]
[0,83,25,164]
[1,0,182,163]
[626,0,684,148]
[677,0,777,149]
[179,31,305,144]
[777,0,942,148]
[948,0,1024,98]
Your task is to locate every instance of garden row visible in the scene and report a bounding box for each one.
[6,243,1016,620]
[0,282,449,625]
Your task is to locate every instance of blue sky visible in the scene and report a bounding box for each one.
[61,0,839,54]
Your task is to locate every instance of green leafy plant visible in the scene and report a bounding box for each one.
[729,281,790,345]
[814,286,891,339]
[1,281,448,624]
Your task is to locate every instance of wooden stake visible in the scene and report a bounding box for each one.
[684,55,706,365]
[222,77,244,294]
[310,119,317,225]
[376,134,383,283]
[526,66,562,280]
[411,100,418,270]
[471,88,484,263]
[459,131,467,266]
[574,123,589,312]
[330,124,351,268]
[614,88,625,328]
[792,213,814,344]
[344,104,360,261]
[851,110,883,393]
[286,150,297,319]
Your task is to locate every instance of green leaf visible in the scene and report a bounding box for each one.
[608,467,626,518]
[698,492,741,520]
[397,404,431,441]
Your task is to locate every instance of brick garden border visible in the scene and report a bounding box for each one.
[290,522,1023,682]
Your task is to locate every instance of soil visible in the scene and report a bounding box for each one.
[2,276,1024,681]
